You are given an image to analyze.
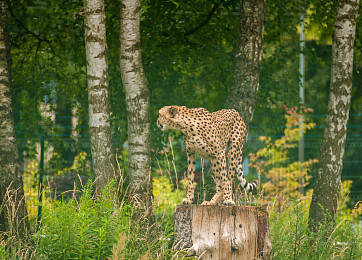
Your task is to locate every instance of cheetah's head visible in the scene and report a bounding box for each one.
[157,106,186,131]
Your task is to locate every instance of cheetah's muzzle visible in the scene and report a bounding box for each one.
[157,119,163,130]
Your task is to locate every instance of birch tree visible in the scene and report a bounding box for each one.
[84,0,116,190]
[308,0,359,231]
[226,0,265,139]
[120,0,152,208]
[0,0,29,236]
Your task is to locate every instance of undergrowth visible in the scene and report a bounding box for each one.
[0,178,185,260]
[1,170,361,260]
[269,196,362,259]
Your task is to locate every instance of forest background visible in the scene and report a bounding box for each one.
[10,0,361,202]
[0,0,362,259]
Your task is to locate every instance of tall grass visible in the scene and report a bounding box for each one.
[268,193,362,260]
[1,176,184,259]
[32,179,182,260]
[34,181,126,259]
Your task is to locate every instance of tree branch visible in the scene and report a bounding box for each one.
[6,0,58,57]
[184,2,219,44]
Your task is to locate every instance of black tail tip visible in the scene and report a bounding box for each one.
[247,180,258,192]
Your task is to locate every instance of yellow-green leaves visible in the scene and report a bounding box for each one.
[249,106,318,203]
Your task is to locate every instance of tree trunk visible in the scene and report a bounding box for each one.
[120,0,152,209]
[226,0,265,145]
[174,205,272,259]
[84,0,116,190]
[0,0,29,237]
[308,0,359,231]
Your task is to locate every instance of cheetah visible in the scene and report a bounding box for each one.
[157,106,258,206]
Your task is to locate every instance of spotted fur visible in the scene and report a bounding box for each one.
[157,106,258,206]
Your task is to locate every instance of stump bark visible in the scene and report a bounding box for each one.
[173,205,272,259]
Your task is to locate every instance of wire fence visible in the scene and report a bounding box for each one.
[16,112,362,205]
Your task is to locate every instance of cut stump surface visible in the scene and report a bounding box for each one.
[173,205,272,259]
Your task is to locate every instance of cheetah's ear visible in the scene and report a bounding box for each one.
[169,107,178,118]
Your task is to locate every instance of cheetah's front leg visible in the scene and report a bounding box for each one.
[181,151,195,205]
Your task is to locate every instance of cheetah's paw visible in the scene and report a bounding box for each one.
[223,200,235,206]
[181,198,193,205]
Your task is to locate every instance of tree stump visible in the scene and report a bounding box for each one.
[173,205,272,259]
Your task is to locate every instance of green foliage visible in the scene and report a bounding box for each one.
[249,106,318,203]
[337,180,362,223]
[22,151,93,228]
[153,175,184,215]
[19,179,179,260]
[44,151,93,177]
[151,136,188,215]
[34,181,126,259]
[118,211,177,259]
[269,190,362,259]
[69,152,93,177]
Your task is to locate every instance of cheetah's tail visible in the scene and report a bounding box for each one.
[240,177,258,192]
[236,163,258,192]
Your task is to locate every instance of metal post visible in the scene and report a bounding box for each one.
[298,13,305,194]
[36,136,44,232]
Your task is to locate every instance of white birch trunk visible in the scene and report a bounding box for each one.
[84,0,116,190]
[0,0,29,236]
[120,0,152,208]
[309,0,359,230]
